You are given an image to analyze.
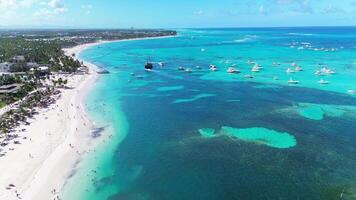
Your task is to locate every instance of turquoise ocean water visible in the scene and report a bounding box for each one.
[62,28,356,200]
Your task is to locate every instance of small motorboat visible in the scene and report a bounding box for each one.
[247,60,255,65]
[295,66,303,72]
[178,66,185,71]
[291,62,298,67]
[185,68,193,73]
[196,65,202,69]
[288,78,299,84]
[210,65,218,71]
[322,67,336,75]
[286,68,295,73]
[318,79,329,84]
[158,62,164,67]
[244,74,254,79]
[251,64,262,72]
[227,67,240,74]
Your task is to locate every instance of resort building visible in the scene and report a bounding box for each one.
[0,62,14,73]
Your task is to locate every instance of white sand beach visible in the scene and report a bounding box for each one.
[0,42,101,200]
[0,35,175,200]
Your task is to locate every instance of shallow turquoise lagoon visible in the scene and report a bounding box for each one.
[63,28,356,200]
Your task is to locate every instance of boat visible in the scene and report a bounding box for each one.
[210,65,218,71]
[251,64,262,72]
[178,66,185,71]
[273,76,279,80]
[291,63,297,67]
[247,60,255,65]
[318,79,329,84]
[322,67,336,75]
[272,62,280,66]
[227,67,240,74]
[286,68,294,73]
[185,68,193,73]
[295,66,303,72]
[315,70,323,76]
[158,62,164,67]
[145,62,153,70]
[316,67,336,75]
[244,74,254,79]
[288,78,299,84]
[196,65,202,69]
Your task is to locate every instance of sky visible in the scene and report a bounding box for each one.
[0,0,356,28]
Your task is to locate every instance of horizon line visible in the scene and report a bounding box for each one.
[1,25,356,31]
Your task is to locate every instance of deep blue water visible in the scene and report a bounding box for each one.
[67,27,356,200]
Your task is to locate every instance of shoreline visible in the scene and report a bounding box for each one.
[0,34,176,200]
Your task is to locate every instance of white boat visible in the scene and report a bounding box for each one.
[158,62,164,67]
[288,78,299,84]
[210,65,218,71]
[185,68,192,73]
[317,67,336,75]
[251,66,260,72]
[295,66,303,72]
[286,68,295,73]
[318,79,329,84]
[322,67,336,75]
[227,67,240,74]
[291,63,297,67]
[196,65,202,69]
[247,60,255,65]
[178,66,185,71]
[244,74,254,79]
[272,62,280,66]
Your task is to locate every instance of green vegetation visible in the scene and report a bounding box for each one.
[0,29,177,136]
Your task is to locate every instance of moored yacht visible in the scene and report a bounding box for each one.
[158,62,164,67]
[185,68,193,73]
[288,78,299,84]
[244,74,254,79]
[251,66,260,72]
[286,68,295,73]
[210,65,218,71]
[295,66,303,72]
[178,66,185,71]
[227,67,240,74]
[318,79,329,84]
